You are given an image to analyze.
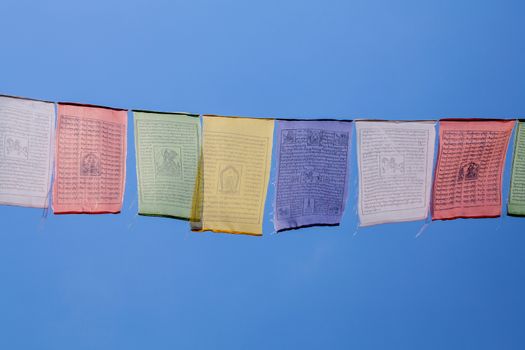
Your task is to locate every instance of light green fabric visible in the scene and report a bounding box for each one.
[134,111,201,219]
[509,121,525,216]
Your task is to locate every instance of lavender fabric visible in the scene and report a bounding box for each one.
[274,120,352,232]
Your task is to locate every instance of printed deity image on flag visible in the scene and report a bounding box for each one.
[432,120,515,220]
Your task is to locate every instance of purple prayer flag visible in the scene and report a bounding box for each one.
[274,120,352,232]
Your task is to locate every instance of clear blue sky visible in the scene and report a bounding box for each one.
[1,0,525,349]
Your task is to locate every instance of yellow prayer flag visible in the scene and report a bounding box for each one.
[193,115,274,235]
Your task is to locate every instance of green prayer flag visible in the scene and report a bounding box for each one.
[509,121,525,216]
[134,111,201,219]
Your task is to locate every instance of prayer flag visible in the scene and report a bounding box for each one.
[53,103,127,214]
[509,120,525,216]
[274,120,352,231]
[356,121,436,226]
[432,120,514,220]
[134,111,201,219]
[194,115,274,235]
[0,95,55,208]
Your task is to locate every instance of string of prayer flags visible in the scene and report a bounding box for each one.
[273,120,352,231]
[193,115,274,235]
[6,90,525,233]
[355,121,436,226]
[508,120,525,216]
[432,119,515,220]
[134,110,201,219]
[52,103,127,214]
[0,95,55,208]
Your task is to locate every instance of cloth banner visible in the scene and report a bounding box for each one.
[432,120,515,220]
[134,111,201,219]
[509,120,525,216]
[356,121,436,226]
[194,115,274,235]
[0,95,55,208]
[53,103,127,214]
[274,120,352,231]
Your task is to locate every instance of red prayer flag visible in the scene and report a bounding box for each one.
[432,120,515,220]
[53,103,127,214]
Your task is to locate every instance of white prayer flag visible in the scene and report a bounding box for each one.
[356,121,436,226]
[0,95,55,208]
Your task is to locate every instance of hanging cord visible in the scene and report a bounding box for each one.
[415,211,431,238]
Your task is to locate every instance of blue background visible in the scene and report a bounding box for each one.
[1,0,525,349]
